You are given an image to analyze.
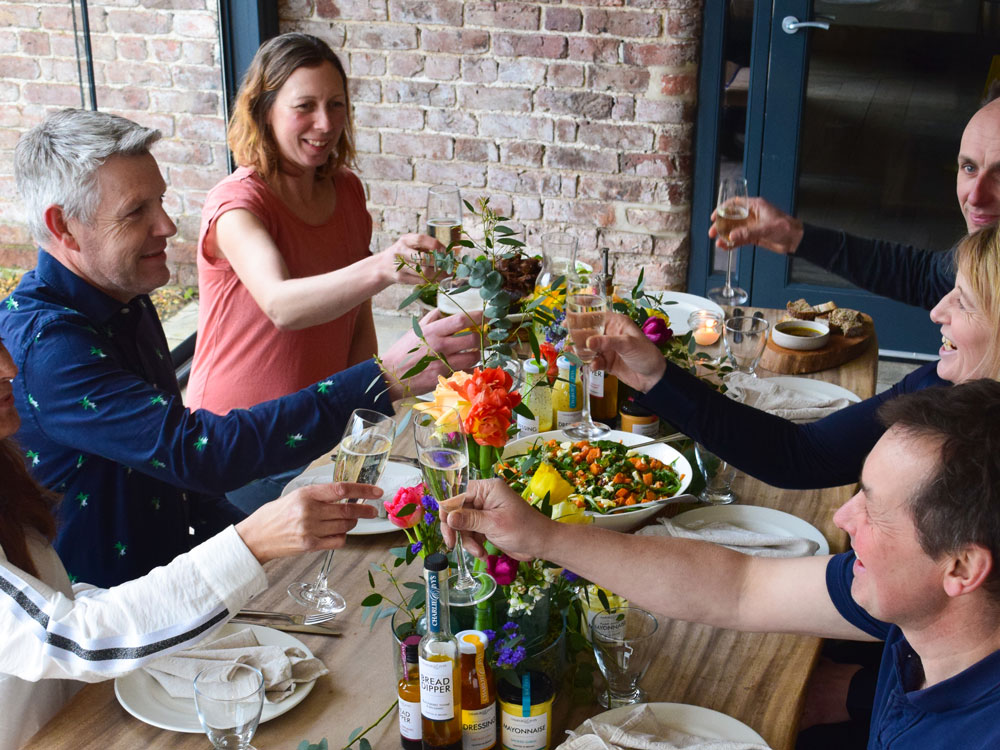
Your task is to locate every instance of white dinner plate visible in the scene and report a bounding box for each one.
[644,291,725,335]
[671,504,830,555]
[571,702,769,746]
[280,460,420,535]
[114,623,317,733]
[764,376,861,404]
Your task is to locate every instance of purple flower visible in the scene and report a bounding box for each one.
[423,512,435,525]
[641,316,672,346]
[421,495,438,511]
[484,629,496,643]
[561,569,580,582]
[410,541,423,554]
[502,621,518,633]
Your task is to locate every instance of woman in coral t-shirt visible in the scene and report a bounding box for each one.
[188,33,438,511]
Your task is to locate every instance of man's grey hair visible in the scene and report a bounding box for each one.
[14,109,161,246]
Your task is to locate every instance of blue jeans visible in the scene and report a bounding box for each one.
[226,465,308,514]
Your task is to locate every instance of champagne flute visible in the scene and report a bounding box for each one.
[564,272,610,440]
[412,408,496,607]
[426,185,463,249]
[287,408,395,614]
[708,176,750,305]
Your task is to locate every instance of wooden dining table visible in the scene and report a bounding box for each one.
[26,306,879,750]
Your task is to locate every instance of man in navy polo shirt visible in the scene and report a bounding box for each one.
[447,382,1000,748]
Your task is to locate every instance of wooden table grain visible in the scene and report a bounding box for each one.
[26,307,878,750]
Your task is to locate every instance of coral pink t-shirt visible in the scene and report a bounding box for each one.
[186,167,372,414]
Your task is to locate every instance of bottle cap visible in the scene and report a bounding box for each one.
[556,355,575,372]
[522,358,544,375]
[424,552,448,572]
[455,630,488,654]
[402,634,420,664]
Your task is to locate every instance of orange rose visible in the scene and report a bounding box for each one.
[450,367,521,447]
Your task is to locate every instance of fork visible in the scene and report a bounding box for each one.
[237,609,336,626]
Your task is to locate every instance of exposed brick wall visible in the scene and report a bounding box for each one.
[0,0,228,287]
[0,0,704,308]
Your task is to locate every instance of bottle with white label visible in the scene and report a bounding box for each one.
[419,553,462,750]
[517,359,553,436]
[552,356,582,430]
[497,671,555,750]
[398,634,422,750]
[455,630,497,750]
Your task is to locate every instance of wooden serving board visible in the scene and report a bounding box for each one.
[760,315,874,374]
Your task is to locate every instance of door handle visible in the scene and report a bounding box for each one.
[781,15,832,34]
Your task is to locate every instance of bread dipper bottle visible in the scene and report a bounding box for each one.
[419,553,462,750]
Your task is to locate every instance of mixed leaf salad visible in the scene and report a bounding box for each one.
[497,439,685,514]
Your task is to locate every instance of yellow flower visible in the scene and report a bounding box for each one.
[522,463,574,504]
[412,372,472,429]
[550,500,592,525]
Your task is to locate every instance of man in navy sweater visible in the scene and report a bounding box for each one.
[448,382,1000,749]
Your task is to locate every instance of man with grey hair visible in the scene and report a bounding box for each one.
[1,108,477,587]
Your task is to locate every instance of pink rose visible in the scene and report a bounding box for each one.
[487,553,519,586]
[642,316,672,346]
[384,484,425,529]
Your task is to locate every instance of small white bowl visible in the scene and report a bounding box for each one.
[771,319,830,351]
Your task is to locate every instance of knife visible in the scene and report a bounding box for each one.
[731,307,744,343]
[230,617,342,636]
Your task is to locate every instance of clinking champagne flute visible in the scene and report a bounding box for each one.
[564,272,610,440]
[426,185,463,256]
[413,407,496,607]
[287,408,394,614]
[708,176,750,306]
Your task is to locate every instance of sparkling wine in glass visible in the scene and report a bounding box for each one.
[564,272,610,440]
[413,408,496,607]
[426,185,463,250]
[708,176,750,306]
[287,408,394,614]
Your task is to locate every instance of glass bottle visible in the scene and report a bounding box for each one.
[517,359,553,436]
[398,635,422,750]
[552,355,582,430]
[590,248,619,422]
[420,553,462,750]
[619,397,659,437]
[455,630,497,750]
[532,233,578,348]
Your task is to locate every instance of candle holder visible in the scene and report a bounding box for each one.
[688,309,723,347]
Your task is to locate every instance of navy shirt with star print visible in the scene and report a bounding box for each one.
[1,250,392,587]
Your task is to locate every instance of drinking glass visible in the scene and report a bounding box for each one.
[413,407,495,607]
[193,662,264,750]
[708,176,750,305]
[564,272,610,440]
[590,606,661,708]
[723,316,770,376]
[694,442,738,505]
[287,409,395,613]
[426,185,463,249]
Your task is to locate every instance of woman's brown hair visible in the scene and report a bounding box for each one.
[227,32,355,181]
[954,225,1000,379]
[0,439,57,578]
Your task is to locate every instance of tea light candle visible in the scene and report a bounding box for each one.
[688,309,723,346]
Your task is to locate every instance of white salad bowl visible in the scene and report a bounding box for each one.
[502,429,693,532]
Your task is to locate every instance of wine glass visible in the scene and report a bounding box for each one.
[193,662,264,750]
[287,408,395,613]
[412,407,496,607]
[426,185,463,249]
[563,272,610,440]
[723,315,770,377]
[708,176,750,305]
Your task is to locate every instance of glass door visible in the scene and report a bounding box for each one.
[692,0,999,355]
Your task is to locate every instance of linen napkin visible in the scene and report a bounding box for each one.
[723,372,852,423]
[639,517,819,558]
[558,703,770,750]
[143,627,327,703]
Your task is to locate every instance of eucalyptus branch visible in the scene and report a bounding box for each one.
[342,700,399,750]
